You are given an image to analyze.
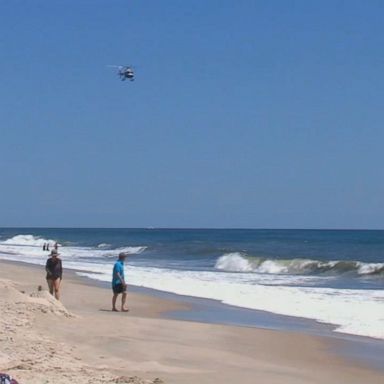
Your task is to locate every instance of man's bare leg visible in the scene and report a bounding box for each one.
[121,292,128,312]
[112,293,119,311]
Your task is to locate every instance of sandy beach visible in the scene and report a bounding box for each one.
[0,260,383,384]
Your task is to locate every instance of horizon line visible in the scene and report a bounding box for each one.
[0,226,383,231]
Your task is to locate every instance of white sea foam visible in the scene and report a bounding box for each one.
[116,246,147,254]
[2,234,55,247]
[357,262,384,275]
[97,243,111,249]
[77,265,384,340]
[0,234,146,264]
[215,253,384,276]
[215,252,253,272]
[257,260,288,274]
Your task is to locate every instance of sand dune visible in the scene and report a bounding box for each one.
[0,278,162,384]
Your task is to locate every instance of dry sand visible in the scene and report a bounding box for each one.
[0,260,383,384]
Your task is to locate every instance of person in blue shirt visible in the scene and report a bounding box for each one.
[112,252,129,312]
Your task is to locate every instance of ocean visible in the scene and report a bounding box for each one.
[0,228,383,340]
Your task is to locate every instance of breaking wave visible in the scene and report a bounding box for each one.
[0,234,147,260]
[97,243,111,249]
[1,234,55,247]
[215,253,384,276]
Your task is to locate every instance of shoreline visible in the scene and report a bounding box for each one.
[3,259,384,371]
[0,259,383,383]
[8,259,384,338]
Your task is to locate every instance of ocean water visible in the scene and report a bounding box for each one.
[0,228,383,340]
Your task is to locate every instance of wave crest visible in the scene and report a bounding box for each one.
[116,246,147,255]
[214,253,384,276]
[97,243,111,249]
[1,234,55,247]
[215,253,254,272]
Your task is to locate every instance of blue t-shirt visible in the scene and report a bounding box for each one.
[112,260,125,287]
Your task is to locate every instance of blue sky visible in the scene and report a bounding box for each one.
[1,0,383,228]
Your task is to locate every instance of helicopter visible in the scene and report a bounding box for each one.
[108,65,135,81]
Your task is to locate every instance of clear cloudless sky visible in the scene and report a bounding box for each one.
[0,0,383,229]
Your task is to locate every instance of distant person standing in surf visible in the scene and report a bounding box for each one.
[45,249,63,300]
[112,252,129,312]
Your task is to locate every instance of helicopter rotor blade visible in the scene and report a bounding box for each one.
[106,65,123,69]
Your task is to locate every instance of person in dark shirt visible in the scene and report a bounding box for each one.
[45,249,63,300]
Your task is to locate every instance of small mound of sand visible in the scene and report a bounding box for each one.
[29,290,74,317]
[0,279,74,319]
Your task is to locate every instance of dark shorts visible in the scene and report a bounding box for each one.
[112,284,126,294]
